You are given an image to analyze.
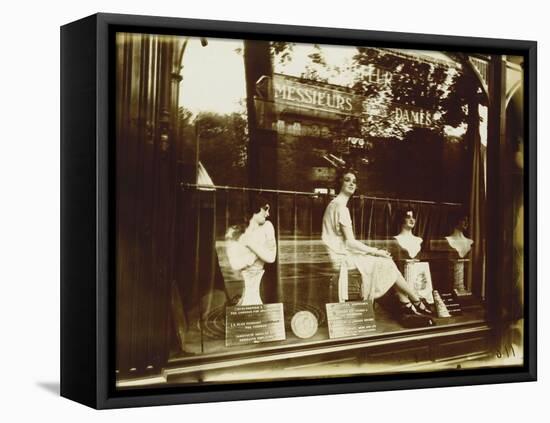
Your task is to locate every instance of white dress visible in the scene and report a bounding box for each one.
[322,198,398,301]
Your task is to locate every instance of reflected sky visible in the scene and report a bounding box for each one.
[178,37,482,140]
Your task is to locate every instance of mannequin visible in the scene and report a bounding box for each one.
[445,216,473,258]
[446,215,473,294]
[321,170,432,317]
[394,210,423,259]
[225,196,276,306]
[393,209,433,304]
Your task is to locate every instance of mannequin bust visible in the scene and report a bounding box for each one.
[445,216,473,258]
[446,214,473,295]
[224,196,277,306]
[393,209,434,303]
[394,210,423,259]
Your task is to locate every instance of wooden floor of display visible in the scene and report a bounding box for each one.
[171,297,485,357]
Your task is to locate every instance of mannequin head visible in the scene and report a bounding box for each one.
[448,209,469,236]
[395,208,417,234]
[335,167,358,197]
[454,216,469,233]
[246,195,271,226]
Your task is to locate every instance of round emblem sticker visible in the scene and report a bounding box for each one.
[291,311,318,339]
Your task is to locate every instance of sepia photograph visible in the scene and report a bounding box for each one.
[113,28,528,392]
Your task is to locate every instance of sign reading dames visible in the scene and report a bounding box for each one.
[326,301,376,339]
[256,74,436,128]
[226,303,286,347]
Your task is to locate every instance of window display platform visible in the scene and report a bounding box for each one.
[116,303,488,388]
[171,303,486,358]
[159,313,490,387]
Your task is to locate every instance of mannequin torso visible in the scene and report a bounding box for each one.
[445,230,473,258]
[394,231,423,259]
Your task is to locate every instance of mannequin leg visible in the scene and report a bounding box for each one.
[394,273,420,303]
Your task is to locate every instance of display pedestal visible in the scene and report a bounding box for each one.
[403,259,434,304]
[404,259,419,289]
[238,269,264,306]
[451,258,469,293]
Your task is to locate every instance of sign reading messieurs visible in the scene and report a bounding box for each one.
[273,75,356,115]
[257,74,436,128]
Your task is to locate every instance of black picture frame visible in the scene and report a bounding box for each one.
[60,12,537,409]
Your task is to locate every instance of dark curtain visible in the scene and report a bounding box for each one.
[468,129,487,298]
[116,34,184,376]
[174,189,229,347]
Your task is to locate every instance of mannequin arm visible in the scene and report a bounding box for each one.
[341,225,391,258]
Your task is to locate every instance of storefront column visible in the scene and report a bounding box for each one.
[244,40,278,189]
[243,41,280,303]
[485,55,507,328]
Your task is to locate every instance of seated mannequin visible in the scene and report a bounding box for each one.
[320,169,432,317]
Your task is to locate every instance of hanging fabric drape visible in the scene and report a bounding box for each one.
[116,33,184,375]
[468,126,487,298]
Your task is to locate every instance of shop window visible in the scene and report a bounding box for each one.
[115,33,524,385]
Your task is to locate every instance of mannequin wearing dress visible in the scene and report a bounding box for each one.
[320,171,433,318]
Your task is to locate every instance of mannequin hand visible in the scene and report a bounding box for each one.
[376,249,392,258]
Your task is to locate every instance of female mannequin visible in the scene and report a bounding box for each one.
[321,169,432,316]
[446,215,473,294]
[445,216,473,258]
[393,209,433,304]
[394,210,423,259]
[225,196,276,305]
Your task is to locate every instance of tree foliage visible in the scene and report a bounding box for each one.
[199,112,249,185]
[352,48,449,139]
[179,110,249,187]
[270,41,294,65]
